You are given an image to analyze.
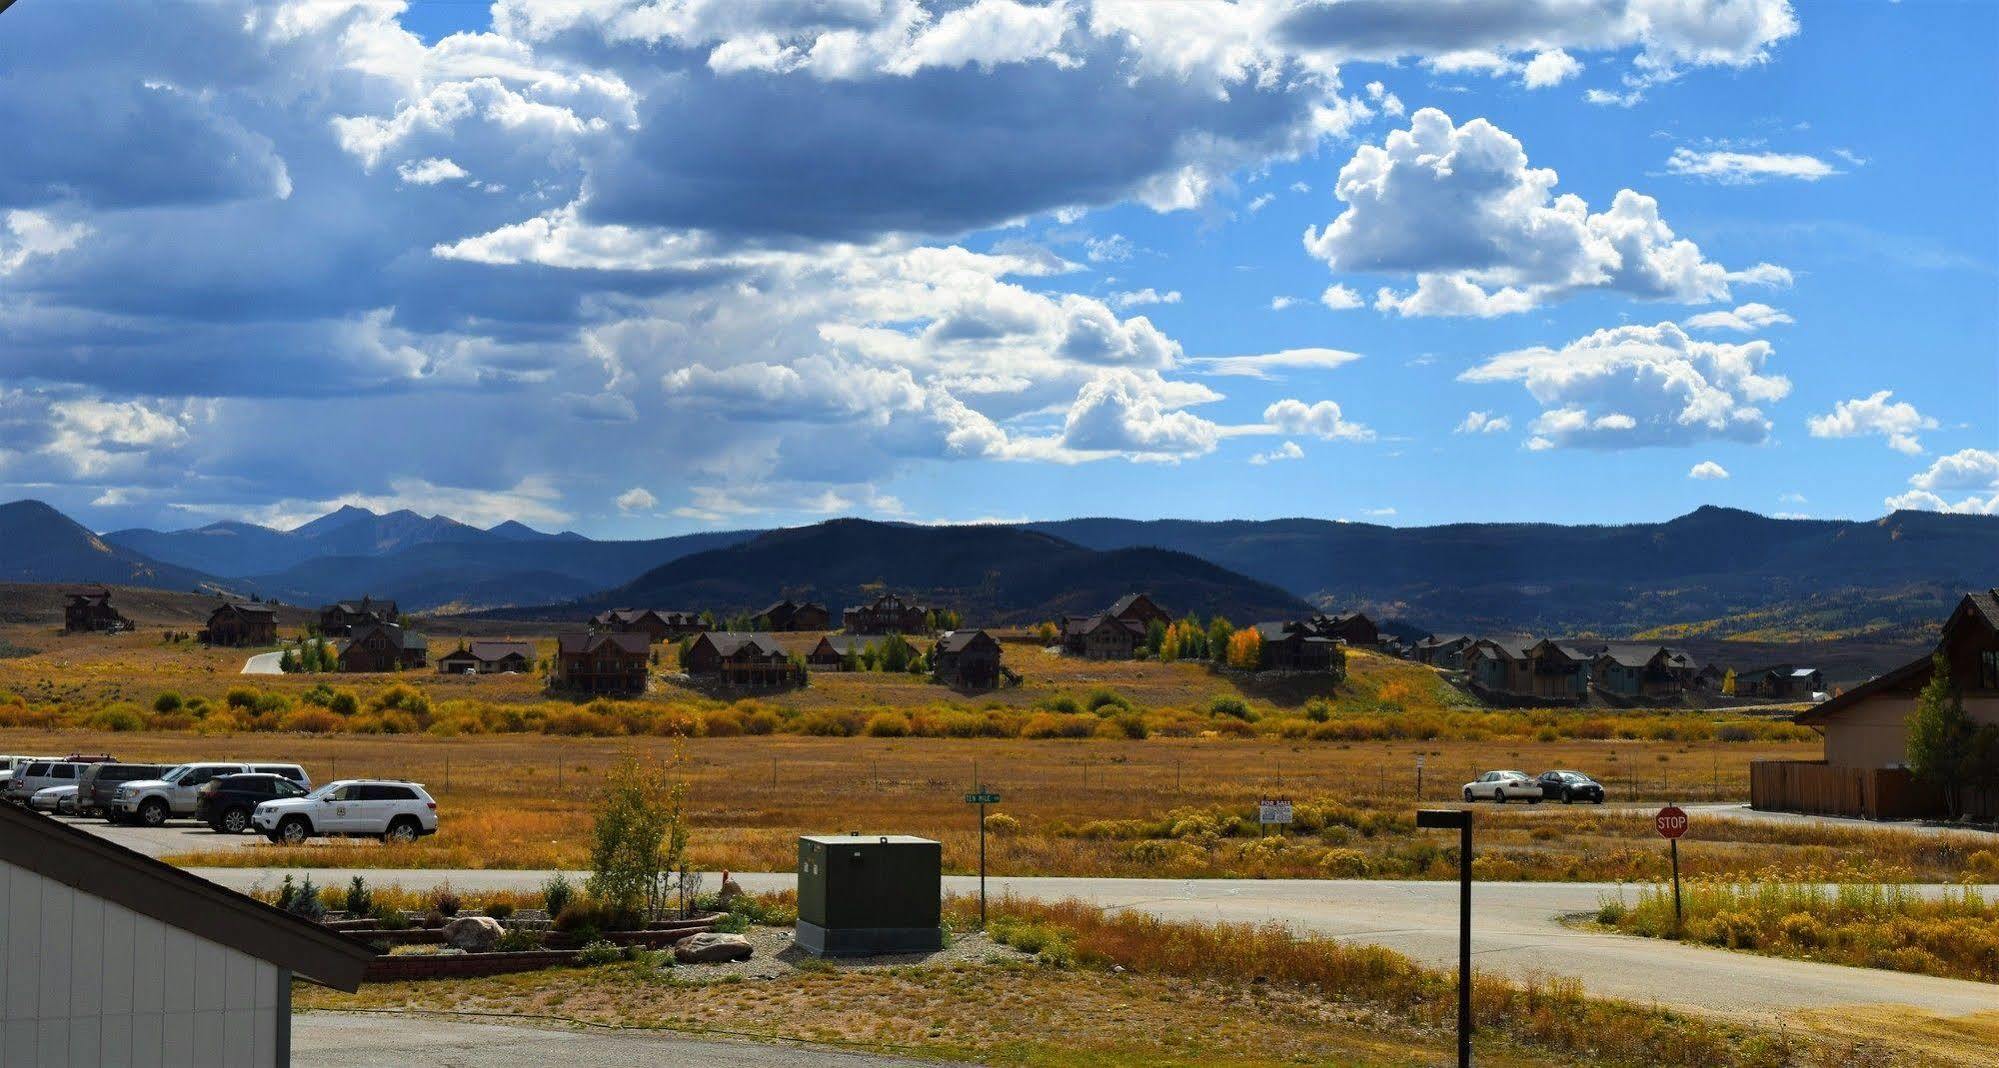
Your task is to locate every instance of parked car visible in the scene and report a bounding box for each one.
[253,779,438,845]
[0,755,53,798]
[112,762,309,826]
[4,756,113,805]
[1534,770,1606,804]
[197,772,311,833]
[1462,769,1542,803]
[81,762,170,819]
[30,784,78,814]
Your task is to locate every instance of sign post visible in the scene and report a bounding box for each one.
[1257,797,1293,837]
[1415,753,1424,801]
[965,785,1001,928]
[1654,804,1688,931]
[1416,808,1473,1068]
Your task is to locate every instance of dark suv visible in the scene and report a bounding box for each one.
[197,773,310,833]
[1535,770,1606,804]
[80,763,168,818]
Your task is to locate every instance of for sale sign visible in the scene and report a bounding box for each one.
[1258,799,1294,825]
[1654,805,1689,839]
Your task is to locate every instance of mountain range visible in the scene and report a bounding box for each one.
[2,498,1992,642]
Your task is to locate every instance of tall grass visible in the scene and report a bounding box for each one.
[960,895,1822,1067]
[1597,881,1999,982]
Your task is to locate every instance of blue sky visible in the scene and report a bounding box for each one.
[0,1,1992,537]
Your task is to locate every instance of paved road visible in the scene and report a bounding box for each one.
[295,1011,927,1067]
[242,650,285,674]
[193,867,1999,1024]
[54,811,266,858]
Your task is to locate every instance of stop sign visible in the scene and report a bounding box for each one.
[1655,805,1689,839]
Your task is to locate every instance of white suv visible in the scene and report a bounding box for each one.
[254,779,438,845]
[113,762,309,826]
[5,759,96,806]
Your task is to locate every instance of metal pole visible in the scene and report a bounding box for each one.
[1458,819,1473,1068]
[978,795,988,929]
[1671,837,1682,932]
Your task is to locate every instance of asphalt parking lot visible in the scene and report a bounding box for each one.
[50,810,272,858]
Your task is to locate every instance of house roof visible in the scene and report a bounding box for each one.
[342,622,425,653]
[1108,593,1159,617]
[813,634,876,656]
[558,631,652,656]
[1594,645,1662,669]
[0,800,373,991]
[1418,634,1472,648]
[934,629,995,654]
[216,601,276,616]
[696,632,792,658]
[1797,589,1999,727]
[441,640,535,662]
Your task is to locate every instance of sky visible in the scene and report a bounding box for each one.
[0,0,1994,538]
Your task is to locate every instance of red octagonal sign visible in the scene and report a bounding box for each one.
[1655,805,1689,839]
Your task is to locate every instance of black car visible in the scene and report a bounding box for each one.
[1535,770,1606,804]
[196,773,308,833]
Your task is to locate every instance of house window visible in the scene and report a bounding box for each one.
[1982,650,1999,690]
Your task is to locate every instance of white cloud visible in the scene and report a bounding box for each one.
[1360,506,1396,518]
[1665,148,1837,185]
[1246,193,1274,213]
[1085,234,1134,263]
[1725,263,1794,288]
[1289,180,1311,194]
[1269,295,1298,310]
[1683,302,1793,333]
[395,157,469,185]
[1688,460,1729,480]
[1461,321,1790,448]
[1523,49,1582,88]
[1248,440,1304,465]
[1319,283,1363,310]
[1263,398,1374,442]
[615,486,657,512]
[1110,287,1180,308]
[1455,411,1512,434]
[1806,390,1937,455]
[1306,109,1759,317]
[1885,449,1999,515]
[0,210,89,274]
[1583,87,1643,108]
[1190,347,1363,379]
[1058,369,1224,461]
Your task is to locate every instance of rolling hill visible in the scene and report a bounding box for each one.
[0,501,223,592]
[499,519,1317,625]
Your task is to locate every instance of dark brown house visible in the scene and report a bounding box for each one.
[1062,613,1144,659]
[842,594,930,635]
[1738,664,1824,701]
[932,629,1004,689]
[203,602,277,647]
[1308,612,1380,647]
[754,599,830,632]
[63,588,131,634]
[553,632,651,694]
[336,622,428,672]
[1252,621,1342,672]
[1107,593,1170,630]
[1591,645,1688,699]
[805,634,874,670]
[318,596,398,637]
[1414,634,1472,669]
[681,632,803,686]
[591,608,704,642]
[436,640,536,674]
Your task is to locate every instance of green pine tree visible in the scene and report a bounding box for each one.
[1906,654,1972,818]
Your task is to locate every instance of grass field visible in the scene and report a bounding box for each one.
[1594,882,1999,983]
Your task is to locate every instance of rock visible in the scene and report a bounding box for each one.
[674,932,754,964]
[443,916,505,951]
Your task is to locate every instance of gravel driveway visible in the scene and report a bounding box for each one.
[295,1012,934,1067]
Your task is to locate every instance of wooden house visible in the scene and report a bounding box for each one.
[203,602,277,647]
[336,621,427,672]
[553,632,651,694]
[1590,645,1687,699]
[1464,639,1535,693]
[681,632,802,686]
[435,640,536,675]
[1738,664,1824,700]
[1252,621,1341,672]
[1309,612,1380,647]
[1414,634,1473,669]
[1062,613,1144,659]
[318,596,397,637]
[63,588,131,633]
[1760,590,1999,820]
[932,629,1004,689]
[590,608,704,642]
[805,634,875,670]
[753,599,831,632]
[1107,593,1171,630]
[842,594,931,635]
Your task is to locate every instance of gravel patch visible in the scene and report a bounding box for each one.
[665,926,1030,981]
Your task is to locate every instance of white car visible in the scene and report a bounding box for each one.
[1462,769,1542,804]
[113,761,308,826]
[254,779,438,845]
[30,784,78,814]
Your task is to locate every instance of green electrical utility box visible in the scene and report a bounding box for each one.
[796,834,943,957]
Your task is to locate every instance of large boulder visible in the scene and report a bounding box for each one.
[443,916,505,952]
[674,932,754,964]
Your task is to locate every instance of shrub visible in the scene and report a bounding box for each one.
[432,887,462,918]
[1037,694,1083,715]
[486,901,515,922]
[800,709,861,737]
[1093,713,1148,740]
[279,875,325,922]
[1021,711,1094,739]
[89,704,145,732]
[328,690,360,716]
[575,940,624,966]
[983,813,1021,837]
[1319,848,1372,877]
[225,687,260,710]
[153,691,183,714]
[1086,688,1131,712]
[700,709,745,737]
[279,708,342,734]
[495,928,544,952]
[1206,695,1253,721]
[864,712,910,737]
[1303,697,1332,723]
[542,873,575,917]
[738,708,778,735]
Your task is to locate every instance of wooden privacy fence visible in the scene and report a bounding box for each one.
[1750,760,1941,820]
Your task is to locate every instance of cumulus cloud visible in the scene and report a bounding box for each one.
[1806,390,1938,455]
[1456,411,1512,434]
[615,486,657,512]
[1306,109,1762,316]
[1523,49,1582,88]
[1884,448,1999,515]
[1269,295,1298,310]
[1665,148,1837,184]
[1263,398,1374,442]
[396,157,470,185]
[1058,369,1224,461]
[1249,440,1304,465]
[1320,283,1363,310]
[1461,322,1790,449]
[1683,302,1792,332]
[1110,287,1180,308]
[1688,460,1729,480]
